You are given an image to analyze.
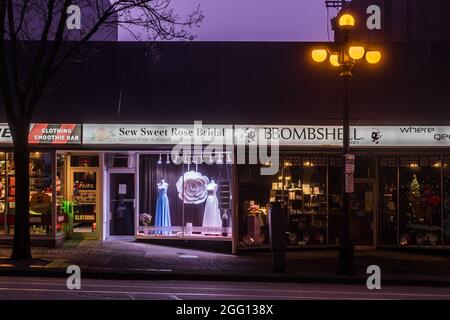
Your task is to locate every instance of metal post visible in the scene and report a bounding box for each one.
[338,75,355,275]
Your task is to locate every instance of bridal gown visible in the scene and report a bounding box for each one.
[155,182,171,234]
[202,182,222,228]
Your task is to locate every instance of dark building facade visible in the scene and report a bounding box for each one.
[0,40,450,252]
[339,0,450,42]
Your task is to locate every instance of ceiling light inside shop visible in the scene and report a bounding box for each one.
[166,153,171,164]
[157,153,162,164]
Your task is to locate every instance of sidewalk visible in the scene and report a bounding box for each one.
[1,240,450,286]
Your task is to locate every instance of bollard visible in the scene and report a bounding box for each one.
[268,202,287,273]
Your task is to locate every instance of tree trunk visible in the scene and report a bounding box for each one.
[11,128,32,260]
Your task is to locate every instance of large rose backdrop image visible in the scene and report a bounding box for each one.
[176,171,210,204]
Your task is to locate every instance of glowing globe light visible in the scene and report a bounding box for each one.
[311,49,328,63]
[365,50,382,64]
[348,46,365,60]
[329,54,340,67]
[338,13,355,28]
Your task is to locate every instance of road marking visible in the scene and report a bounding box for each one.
[169,294,182,300]
[84,267,172,272]
[178,255,198,259]
[0,287,425,300]
[45,259,67,268]
[0,280,449,299]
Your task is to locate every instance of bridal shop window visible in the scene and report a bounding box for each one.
[138,152,233,239]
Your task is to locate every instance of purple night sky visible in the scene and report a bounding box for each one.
[118,0,333,41]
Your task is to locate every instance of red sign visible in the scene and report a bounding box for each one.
[28,123,81,144]
[345,154,355,174]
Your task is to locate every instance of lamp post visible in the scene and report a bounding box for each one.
[311,13,381,275]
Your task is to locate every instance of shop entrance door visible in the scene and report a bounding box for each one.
[349,180,376,246]
[109,172,135,236]
[69,168,100,239]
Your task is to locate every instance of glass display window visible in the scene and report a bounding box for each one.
[328,155,343,245]
[238,153,328,248]
[379,156,398,245]
[283,155,327,246]
[56,154,68,234]
[71,170,99,234]
[0,152,6,235]
[4,151,53,236]
[138,152,233,239]
[237,163,272,247]
[443,156,450,245]
[399,155,442,246]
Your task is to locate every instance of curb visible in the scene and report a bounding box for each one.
[1,267,450,288]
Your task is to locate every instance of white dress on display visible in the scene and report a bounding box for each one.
[202,180,222,229]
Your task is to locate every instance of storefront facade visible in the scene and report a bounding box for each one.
[0,123,449,252]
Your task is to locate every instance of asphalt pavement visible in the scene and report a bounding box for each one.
[0,276,449,300]
[1,240,450,286]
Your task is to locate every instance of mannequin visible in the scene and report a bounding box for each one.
[155,177,171,234]
[202,179,222,231]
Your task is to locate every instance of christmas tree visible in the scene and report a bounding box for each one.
[408,174,421,223]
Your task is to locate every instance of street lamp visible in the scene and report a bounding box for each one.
[311,12,381,275]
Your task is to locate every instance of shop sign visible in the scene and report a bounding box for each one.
[29,123,81,144]
[74,214,96,222]
[82,124,234,145]
[236,125,450,147]
[351,126,450,147]
[0,123,81,144]
[0,124,11,143]
[234,125,345,146]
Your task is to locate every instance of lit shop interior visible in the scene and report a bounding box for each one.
[137,152,233,240]
[0,151,55,240]
[237,153,450,248]
[52,151,234,242]
[0,150,449,250]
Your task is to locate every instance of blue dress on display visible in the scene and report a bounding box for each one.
[155,181,171,234]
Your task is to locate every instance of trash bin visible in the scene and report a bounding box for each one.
[268,202,287,273]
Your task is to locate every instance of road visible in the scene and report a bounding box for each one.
[0,276,449,300]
